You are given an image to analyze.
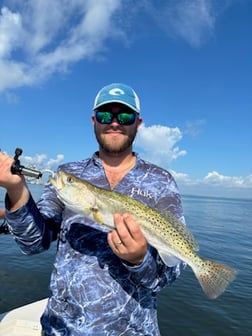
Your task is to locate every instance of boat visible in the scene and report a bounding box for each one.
[0,298,47,335]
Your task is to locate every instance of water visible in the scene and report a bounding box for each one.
[0,186,251,335]
[157,195,252,335]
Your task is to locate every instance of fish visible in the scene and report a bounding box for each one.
[49,171,237,299]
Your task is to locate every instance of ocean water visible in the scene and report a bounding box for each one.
[0,185,251,336]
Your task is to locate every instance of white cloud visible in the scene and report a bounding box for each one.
[47,155,65,169]
[172,169,252,199]
[135,123,187,166]
[141,0,222,47]
[0,6,22,58]
[0,0,234,92]
[22,153,64,171]
[173,169,252,189]
[0,0,122,91]
[203,171,252,188]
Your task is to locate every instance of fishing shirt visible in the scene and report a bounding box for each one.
[6,153,186,336]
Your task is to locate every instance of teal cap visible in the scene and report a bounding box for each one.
[93,83,141,114]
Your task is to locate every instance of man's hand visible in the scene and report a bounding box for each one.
[107,213,148,266]
[0,152,29,211]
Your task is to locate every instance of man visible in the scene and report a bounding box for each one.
[0,83,186,335]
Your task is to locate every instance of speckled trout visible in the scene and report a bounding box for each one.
[50,171,236,299]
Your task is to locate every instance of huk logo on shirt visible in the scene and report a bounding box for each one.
[131,187,153,200]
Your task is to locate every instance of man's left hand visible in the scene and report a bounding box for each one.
[107,213,148,266]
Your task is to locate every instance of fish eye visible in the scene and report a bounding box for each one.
[67,176,73,183]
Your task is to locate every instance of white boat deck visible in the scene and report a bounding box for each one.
[0,298,47,335]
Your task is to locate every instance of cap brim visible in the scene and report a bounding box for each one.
[94,100,140,114]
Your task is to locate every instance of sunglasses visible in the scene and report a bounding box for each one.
[95,111,137,126]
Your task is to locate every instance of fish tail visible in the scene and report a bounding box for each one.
[194,259,237,299]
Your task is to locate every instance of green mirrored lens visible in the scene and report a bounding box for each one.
[117,113,136,125]
[96,112,113,124]
[96,111,136,125]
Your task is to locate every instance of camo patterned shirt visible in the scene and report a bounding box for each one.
[6,153,186,336]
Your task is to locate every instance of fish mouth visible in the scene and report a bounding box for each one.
[49,171,64,190]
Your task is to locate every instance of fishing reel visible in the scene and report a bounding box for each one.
[11,148,43,179]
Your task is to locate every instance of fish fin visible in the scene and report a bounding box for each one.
[194,258,237,299]
[158,209,199,251]
[159,251,182,267]
[91,208,104,224]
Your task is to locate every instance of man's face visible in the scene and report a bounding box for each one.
[92,103,142,155]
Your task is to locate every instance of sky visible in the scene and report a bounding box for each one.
[0,0,251,199]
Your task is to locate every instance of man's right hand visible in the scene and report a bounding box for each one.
[0,152,30,211]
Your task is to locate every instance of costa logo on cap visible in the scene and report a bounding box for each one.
[108,88,125,96]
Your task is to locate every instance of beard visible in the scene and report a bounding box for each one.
[94,125,137,154]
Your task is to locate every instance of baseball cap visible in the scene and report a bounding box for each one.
[93,83,141,114]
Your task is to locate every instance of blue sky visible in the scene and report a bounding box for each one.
[0,0,251,199]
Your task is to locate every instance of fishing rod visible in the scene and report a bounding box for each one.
[11,147,43,179]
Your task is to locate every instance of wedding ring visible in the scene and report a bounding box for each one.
[115,240,123,246]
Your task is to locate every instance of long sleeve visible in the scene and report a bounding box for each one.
[5,186,61,254]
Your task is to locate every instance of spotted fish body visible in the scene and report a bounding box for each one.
[50,171,237,299]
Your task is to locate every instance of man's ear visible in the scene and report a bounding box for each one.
[137,116,143,128]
